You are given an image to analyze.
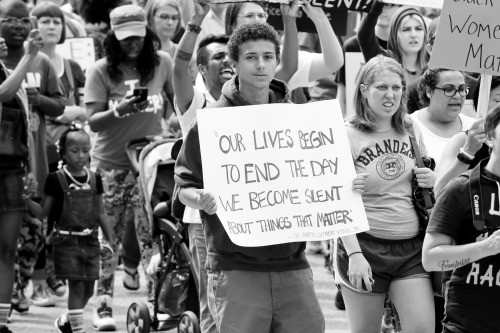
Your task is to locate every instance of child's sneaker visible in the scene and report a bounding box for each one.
[31,281,57,307]
[92,295,116,331]
[54,314,73,333]
[11,288,29,313]
[47,275,66,297]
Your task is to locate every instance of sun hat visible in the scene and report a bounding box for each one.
[110,5,147,41]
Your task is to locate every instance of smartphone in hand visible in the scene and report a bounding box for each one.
[133,87,148,103]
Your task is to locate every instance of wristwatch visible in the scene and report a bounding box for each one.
[457,148,474,164]
[186,22,202,34]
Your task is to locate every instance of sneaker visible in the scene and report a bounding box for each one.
[0,326,13,333]
[122,268,140,291]
[54,315,73,333]
[31,282,57,307]
[11,288,29,313]
[47,275,66,297]
[92,295,116,331]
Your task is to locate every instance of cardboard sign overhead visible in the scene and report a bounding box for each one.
[210,0,374,12]
[429,0,500,75]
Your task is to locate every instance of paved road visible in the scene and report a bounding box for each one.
[10,253,349,333]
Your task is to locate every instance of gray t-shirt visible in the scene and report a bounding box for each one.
[85,51,174,169]
[346,124,420,239]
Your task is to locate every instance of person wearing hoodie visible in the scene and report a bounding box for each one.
[422,105,500,333]
[174,21,324,333]
[358,1,428,84]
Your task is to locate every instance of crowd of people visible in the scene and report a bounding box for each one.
[0,0,499,333]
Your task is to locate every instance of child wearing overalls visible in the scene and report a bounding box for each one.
[28,125,114,333]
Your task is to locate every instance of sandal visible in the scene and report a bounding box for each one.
[123,268,140,290]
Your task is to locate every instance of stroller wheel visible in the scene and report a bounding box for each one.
[177,311,200,333]
[127,302,151,333]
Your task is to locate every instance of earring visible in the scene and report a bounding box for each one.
[487,140,493,147]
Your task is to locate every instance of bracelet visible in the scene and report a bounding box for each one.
[186,22,202,34]
[459,147,475,160]
[348,251,362,258]
[112,104,127,118]
[457,150,474,165]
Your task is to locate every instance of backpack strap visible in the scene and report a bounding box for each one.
[469,158,489,231]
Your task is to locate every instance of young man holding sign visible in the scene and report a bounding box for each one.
[174,21,324,333]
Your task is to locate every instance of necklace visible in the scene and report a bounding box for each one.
[63,165,90,187]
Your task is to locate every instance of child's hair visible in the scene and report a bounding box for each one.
[57,123,91,165]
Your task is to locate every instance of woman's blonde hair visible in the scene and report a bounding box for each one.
[350,54,411,134]
[145,0,184,37]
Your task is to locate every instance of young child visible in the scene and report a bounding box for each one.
[28,124,114,333]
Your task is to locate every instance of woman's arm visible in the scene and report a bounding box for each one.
[86,95,144,132]
[423,230,500,272]
[301,1,343,82]
[0,30,42,102]
[275,0,299,83]
[435,119,486,196]
[357,0,386,62]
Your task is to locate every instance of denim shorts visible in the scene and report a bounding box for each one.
[333,233,429,294]
[0,165,26,213]
[53,232,100,281]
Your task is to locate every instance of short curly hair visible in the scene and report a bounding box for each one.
[227,22,280,63]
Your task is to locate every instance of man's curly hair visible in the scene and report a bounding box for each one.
[227,22,280,63]
[103,27,161,86]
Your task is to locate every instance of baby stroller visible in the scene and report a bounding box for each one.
[124,136,200,333]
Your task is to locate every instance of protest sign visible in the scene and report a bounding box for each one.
[211,0,374,12]
[429,0,500,76]
[382,0,443,8]
[56,38,95,72]
[345,52,365,118]
[267,3,347,34]
[197,100,369,247]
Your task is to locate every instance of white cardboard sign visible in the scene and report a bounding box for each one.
[197,100,369,247]
[429,0,500,75]
[56,37,95,72]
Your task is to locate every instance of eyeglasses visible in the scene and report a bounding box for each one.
[238,12,268,20]
[154,14,180,21]
[433,85,469,97]
[0,17,31,26]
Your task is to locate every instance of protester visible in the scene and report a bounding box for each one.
[406,17,478,113]
[333,55,435,333]
[145,0,183,58]
[175,21,325,333]
[358,1,428,83]
[0,26,42,333]
[336,3,401,116]
[84,4,174,330]
[224,0,343,88]
[422,105,500,333]
[1,0,65,315]
[27,125,114,333]
[435,76,500,196]
[29,1,88,307]
[411,68,475,165]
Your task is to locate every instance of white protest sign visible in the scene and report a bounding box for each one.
[345,52,365,119]
[56,38,95,72]
[429,0,500,76]
[382,0,443,8]
[197,100,369,247]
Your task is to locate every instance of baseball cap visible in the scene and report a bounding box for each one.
[110,5,147,41]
